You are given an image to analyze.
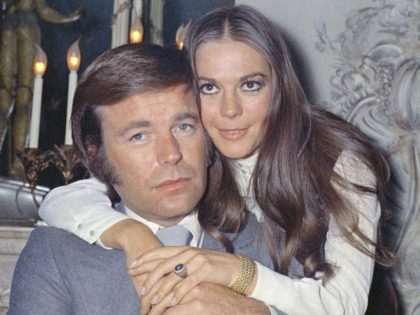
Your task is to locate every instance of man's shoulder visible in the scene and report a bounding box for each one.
[29,225,80,241]
[24,226,122,265]
[11,229,138,314]
[27,226,93,251]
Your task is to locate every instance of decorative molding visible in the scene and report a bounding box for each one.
[317,0,420,313]
[0,226,33,314]
[0,287,10,314]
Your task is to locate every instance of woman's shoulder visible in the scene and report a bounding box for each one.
[333,150,377,188]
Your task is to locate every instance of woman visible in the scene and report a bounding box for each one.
[39,5,391,314]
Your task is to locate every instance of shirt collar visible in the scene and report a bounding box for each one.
[124,206,203,247]
[229,152,258,197]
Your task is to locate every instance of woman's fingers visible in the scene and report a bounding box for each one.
[131,273,147,298]
[166,270,203,306]
[141,276,168,315]
[130,246,190,268]
[147,290,176,315]
[128,258,165,277]
[140,248,202,294]
[147,272,185,307]
[136,247,241,310]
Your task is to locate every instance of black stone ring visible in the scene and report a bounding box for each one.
[174,263,188,278]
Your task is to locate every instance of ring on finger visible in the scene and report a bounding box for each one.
[173,263,188,278]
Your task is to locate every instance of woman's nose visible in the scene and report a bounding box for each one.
[220,92,243,118]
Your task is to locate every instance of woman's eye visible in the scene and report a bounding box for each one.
[199,83,219,95]
[242,80,262,92]
[130,133,145,142]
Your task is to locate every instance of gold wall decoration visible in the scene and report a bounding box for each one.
[0,0,81,179]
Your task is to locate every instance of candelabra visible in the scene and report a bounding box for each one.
[16,145,88,208]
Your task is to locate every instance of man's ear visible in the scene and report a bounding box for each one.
[84,136,100,161]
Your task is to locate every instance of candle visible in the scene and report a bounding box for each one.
[175,21,190,50]
[65,40,81,146]
[28,46,47,148]
[130,16,143,43]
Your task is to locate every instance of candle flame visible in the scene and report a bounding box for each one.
[67,39,81,71]
[33,45,47,76]
[130,17,143,43]
[176,21,191,50]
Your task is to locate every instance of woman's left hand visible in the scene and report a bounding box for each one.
[128,246,241,314]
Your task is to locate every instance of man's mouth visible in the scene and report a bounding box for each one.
[155,177,190,191]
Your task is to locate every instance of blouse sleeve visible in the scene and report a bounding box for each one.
[38,177,128,245]
[250,152,380,314]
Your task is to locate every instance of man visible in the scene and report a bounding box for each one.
[9,44,274,314]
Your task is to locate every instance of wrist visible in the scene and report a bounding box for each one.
[228,255,257,296]
[100,218,159,251]
[101,219,163,265]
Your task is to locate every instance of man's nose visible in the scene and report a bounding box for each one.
[156,133,182,165]
[221,91,243,118]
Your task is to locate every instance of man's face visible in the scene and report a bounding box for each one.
[98,85,207,227]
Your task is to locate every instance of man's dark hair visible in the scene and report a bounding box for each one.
[71,43,195,183]
[71,43,246,251]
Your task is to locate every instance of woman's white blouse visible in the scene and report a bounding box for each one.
[39,151,379,314]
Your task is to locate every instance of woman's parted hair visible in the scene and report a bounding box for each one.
[185,5,392,279]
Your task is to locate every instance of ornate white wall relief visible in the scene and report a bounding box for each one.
[316,1,420,313]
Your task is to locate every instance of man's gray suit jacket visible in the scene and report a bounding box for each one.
[9,213,274,315]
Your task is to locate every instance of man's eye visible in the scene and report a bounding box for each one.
[130,133,145,142]
[177,123,193,133]
[242,80,262,92]
[199,83,219,95]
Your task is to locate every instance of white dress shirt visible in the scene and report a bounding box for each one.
[124,207,204,248]
[39,151,379,314]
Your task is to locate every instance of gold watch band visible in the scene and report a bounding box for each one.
[228,255,256,296]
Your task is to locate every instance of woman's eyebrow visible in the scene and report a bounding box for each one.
[240,72,268,81]
[197,77,216,83]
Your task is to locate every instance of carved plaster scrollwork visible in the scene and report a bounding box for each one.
[316,1,420,314]
[0,287,10,315]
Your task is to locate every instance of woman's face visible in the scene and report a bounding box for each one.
[195,39,272,159]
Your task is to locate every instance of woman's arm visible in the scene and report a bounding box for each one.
[39,177,126,244]
[250,152,380,314]
[132,152,380,315]
[39,177,162,261]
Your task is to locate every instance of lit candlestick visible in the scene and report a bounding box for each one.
[65,40,81,146]
[29,46,47,148]
[130,16,143,43]
[175,21,190,50]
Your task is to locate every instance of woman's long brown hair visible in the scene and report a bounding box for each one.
[185,5,393,280]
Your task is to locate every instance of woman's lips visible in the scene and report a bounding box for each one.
[218,128,248,140]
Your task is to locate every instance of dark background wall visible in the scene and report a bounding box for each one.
[0,0,234,186]
[163,0,234,46]
[38,0,113,150]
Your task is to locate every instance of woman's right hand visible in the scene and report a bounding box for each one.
[100,218,163,297]
[128,246,253,314]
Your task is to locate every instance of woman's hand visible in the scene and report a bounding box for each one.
[128,246,242,314]
[100,218,163,298]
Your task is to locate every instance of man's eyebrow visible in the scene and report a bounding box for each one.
[173,111,200,123]
[116,121,150,137]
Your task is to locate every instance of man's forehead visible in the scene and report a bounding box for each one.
[98,85,199,132]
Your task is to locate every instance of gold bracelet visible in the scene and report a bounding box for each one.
[228,255,256,296]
